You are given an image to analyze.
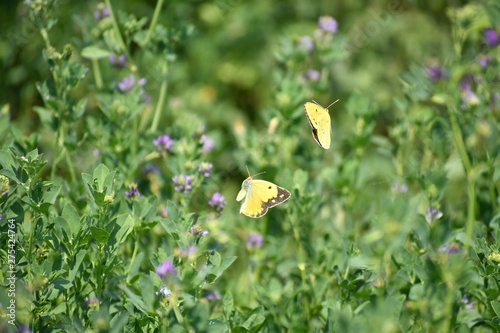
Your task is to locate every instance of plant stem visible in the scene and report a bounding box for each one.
[104,0,128,55]
[144,0,165,46]
[151,65,168,132]
[448,106,475,247]
[92,58,103,89]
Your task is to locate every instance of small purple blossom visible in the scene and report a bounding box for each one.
[205,290,222,300]
[84,297,102,307]
[172,175,192,193]
[93,148,101,157]
[156,260,177,278]
[198,162,213,178]
[391,182,408,194]
[156,287,172,298]
[153,135,174,152]
[160,205,168,217]
[437,243,462,255]
[318,16,338,34]
[246,232,264,249]
[302,69,321,82]
[477,55,492,68]
[425,65,448,82]
[138,78,147,86]
[190,225,209,237]
[426,206,443,223]
[94,4,110,21]
[142,163,160,174]
[117,74,135,93]
[298,36,314,52]
[179,245,197,258]
[17,325,32,333]
[483,28,500,47]
[200,134,215,153]
[109,53,127,68]
[461,294,476,310]
[125,186,140,198]
[208,192,226,211]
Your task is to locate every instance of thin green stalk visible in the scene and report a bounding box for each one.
[104,0,128,54]
[448,106,475,247]
[92,58,103,89]
[64,150,77,183]
[127,234,139,283]
[151,70,168,132]
[144,0,165,46]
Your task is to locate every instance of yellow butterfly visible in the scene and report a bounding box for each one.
[236,167,291,218]
[304,99,339,149]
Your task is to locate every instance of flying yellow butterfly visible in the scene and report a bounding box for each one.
[304,99,339,149]
[236,167,291,218]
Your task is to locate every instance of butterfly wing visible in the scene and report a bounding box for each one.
[240,180,291,218]
[304,102,331,149]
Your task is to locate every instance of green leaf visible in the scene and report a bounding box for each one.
[93,164,110,192]
[491,300,500,317]
[51,276,72,291]
[61,203,81,236]
[68,250,87,282]
[81,45,110,59]
[486,317,500,331]
[90,226,110,244]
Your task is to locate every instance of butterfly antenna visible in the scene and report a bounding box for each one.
[245,165,266,179]
[326,99,340,109]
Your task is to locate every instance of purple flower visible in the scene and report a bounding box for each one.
[190,225,209,236]
[208,192,226,211]
[246,232,263,249]
[483,28,500,47]
[437,243,462,255]
[156,260,177,278]
[172,175,192,192]
[125,186,140,198]
[94,4,110,21]
[200,134,215,153]
[17,325,32,333]
[298,36,314,51]
[461,294,476,310]
[198,162,213,178]
[179,245,197,258]
[318,16,338,33]
[153,135,174,152]
[160,205,168,217]
[109,53,127,68]
[302,69,321,82]
[138,78,147,86]
[117,74,135,93]
[142,163,160,174]
[156,287,172,298]
[425,65,448,82]
[391,182,408,194]
[425,206,443,223]
[205,290,222,300]
[93,148,101,157]
[477,55,492,68]
[84,297,102,307]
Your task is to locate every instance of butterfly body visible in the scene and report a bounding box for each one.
[304,100,338,149]
[237,173,291,218]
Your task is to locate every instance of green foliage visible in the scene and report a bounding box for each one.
[1,0,500,332]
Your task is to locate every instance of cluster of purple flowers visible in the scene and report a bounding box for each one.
[153,135,174,152]
[84,297,102,308]
[425,206,443,223]
[198,162,213,177]
[156,259,177,279]
[299,16,338,82]
[172,175,192,193]
[125,185,140,198]
[93,4,109,21]
[246,231,264,249]
[208,192,226,211]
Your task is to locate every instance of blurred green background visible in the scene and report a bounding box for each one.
[1,0,457,131]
